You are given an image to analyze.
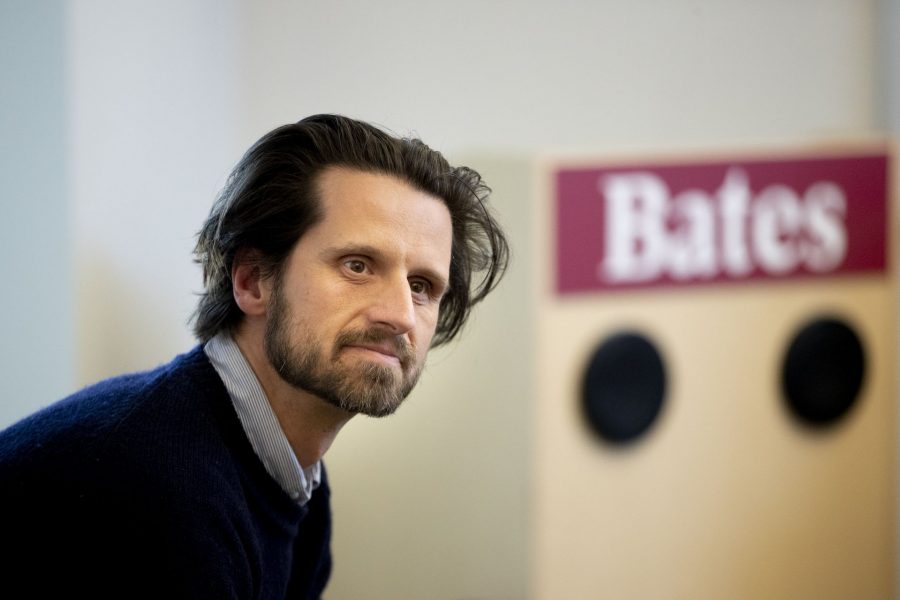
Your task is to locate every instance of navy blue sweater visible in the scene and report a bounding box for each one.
[0,346,331,599]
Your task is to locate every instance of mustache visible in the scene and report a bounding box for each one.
[334,329,414,364]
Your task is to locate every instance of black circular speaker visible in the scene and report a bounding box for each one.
[781,316,866,428]
[582,332,666,444]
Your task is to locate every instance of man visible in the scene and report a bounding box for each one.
[0,115,509,598]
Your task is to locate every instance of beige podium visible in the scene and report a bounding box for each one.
[480,142,894,599]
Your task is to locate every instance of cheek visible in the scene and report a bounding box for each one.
[292,283,347,321]
[413,310,440,347]
[280,294,340,344]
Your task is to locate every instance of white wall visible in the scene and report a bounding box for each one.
[240,0,875,153]
[0,0,72,424]
[877,0,899,134]
[70,0,242,385]
[1,0,892,598]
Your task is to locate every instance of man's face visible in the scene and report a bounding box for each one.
[264,167,453,417]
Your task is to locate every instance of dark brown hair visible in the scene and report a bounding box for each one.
[192,114,509,347]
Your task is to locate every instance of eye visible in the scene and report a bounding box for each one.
[409,278,432,298]
[343,259,368,274]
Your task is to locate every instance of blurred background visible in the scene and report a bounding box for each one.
[1,1,898,598]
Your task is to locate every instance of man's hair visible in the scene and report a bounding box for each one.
[192,114,509,347]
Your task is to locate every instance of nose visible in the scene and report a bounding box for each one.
[364,276,416,335]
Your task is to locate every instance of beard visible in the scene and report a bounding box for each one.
[263,279,423,417]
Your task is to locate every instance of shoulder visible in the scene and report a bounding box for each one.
[0,346,231,479]
[0,346,258,583]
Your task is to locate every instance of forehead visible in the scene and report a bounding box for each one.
[302,166,453,270]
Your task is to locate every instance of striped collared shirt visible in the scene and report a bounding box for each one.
[204,333,321,506]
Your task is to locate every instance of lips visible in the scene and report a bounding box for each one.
[335,329,413,367]
[356,344,398,358]
[348,342,399,360]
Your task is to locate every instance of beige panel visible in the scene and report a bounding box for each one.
[530,155,895,599]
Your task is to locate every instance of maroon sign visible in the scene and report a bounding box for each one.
[556,150,889,294]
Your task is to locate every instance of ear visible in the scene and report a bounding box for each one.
[232,249,271,317]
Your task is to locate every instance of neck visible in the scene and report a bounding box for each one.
[233,321,355,468]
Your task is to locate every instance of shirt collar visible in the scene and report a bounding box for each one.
[204,332,321,505]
